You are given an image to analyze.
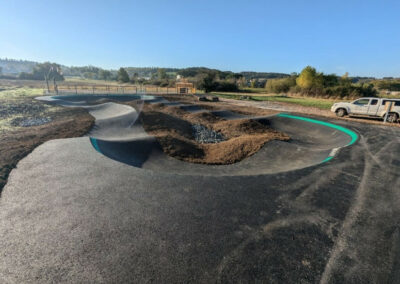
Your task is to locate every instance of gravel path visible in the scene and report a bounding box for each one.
[220,98,400,127]
[220,98,333,116]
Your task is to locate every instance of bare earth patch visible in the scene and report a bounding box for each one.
[140,102,289,165]
[0,103,94,192]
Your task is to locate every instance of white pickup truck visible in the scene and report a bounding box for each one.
[331,97,400,123]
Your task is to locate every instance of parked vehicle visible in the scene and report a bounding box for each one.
[331,97,400,122]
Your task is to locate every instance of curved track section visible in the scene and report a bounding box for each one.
[38,95,357,176]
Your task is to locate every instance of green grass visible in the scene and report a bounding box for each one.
[0,87,43,99]
[64,77,123,85]
[211,92,347,110]
[239,87,268,94]
[0,87,60,132]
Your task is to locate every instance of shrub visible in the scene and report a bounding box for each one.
[288,66,378,99]
[265,77,296,93]
[323,84,377,99]
[117,67,130,83]
[215,81,238,92]
[373,80,400,91]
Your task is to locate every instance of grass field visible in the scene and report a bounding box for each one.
[0,87,43,99]
[211,92,346,110]
[64,77,124,85]
[239,87,268,94]
[4,79,397,111]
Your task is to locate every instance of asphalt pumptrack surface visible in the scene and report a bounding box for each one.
[0,94,399,283]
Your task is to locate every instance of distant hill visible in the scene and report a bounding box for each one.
[239,71,290,80]
[125,67,180,79]
[0,58,38,74]
[0,58,290,80]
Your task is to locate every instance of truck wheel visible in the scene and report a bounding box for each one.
[336,108,347,117]
[387,112,399,123]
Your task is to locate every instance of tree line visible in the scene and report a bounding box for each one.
[265,66,378,99]
[3,59,399,98]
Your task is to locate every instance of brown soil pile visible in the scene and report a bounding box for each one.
[158,94,279,116]
[140,103,289,165]
[0,108,94,193]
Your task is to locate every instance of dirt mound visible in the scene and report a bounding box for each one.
[0,106,94,192]
[213,119,273,137]
[186,111,222,126]
[140,103,289,165]
[157,93,280,116]
[141,111,193,139]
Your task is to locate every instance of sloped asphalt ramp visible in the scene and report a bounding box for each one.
[0,95,399,283]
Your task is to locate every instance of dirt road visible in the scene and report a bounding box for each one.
[220,97,400,127]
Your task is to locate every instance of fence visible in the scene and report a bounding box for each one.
[45,84,195,95]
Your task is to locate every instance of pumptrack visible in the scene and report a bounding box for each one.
[39,94,357,176]
[1,94,399,283]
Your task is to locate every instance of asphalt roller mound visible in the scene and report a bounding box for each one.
[38,95,357,176]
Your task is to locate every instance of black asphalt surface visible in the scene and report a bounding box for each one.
[0,95,399,283]
[92,114,352,176]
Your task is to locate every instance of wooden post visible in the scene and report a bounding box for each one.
[384,101,394,123]
[75,85,77,94]
[44,75,50,93]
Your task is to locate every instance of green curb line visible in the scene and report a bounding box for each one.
[277,113,358,163]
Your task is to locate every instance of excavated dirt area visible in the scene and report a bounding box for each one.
[139,102,289,164]
[0,93,285,191]
[158,93,280,116]
[0,98,94,192]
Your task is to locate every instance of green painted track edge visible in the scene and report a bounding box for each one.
[277,113,358,163]
[277,113,358,146]
[90,137,102,153]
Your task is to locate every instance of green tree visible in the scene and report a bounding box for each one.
[117,67,130,83]
[322,74,339,87]
[339,72,352,87]
[265,77,296,93]
[199,73,217,93]
[23,62,64,83]
[26,62,64,92]
[99,69,113,80]
[237,77,247,87]
[83,72,96,79]
[296,66,319,89]
[374,79,400,91]
[130,72,139,83]
[157,68,168,80]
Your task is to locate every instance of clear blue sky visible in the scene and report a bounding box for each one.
[1,0,399,77]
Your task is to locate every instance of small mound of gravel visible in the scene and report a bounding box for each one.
[13,117,52,127]
[192,124,225,144]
